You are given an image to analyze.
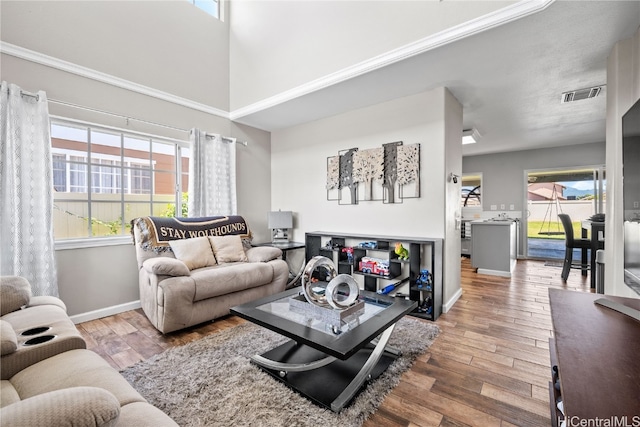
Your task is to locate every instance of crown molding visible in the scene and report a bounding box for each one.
[229,0,555,121]
[1,0,554,125]
[0,41,230,119]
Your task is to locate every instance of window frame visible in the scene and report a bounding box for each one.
[51,117,189,250]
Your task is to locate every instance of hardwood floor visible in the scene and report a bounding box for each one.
[77,257,592,426]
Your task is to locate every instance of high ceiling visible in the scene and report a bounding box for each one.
[231,0,640,156]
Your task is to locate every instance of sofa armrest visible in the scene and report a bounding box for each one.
[0,276,32,315]
[142,258,190,277]
[28,296,67,312]
[0,386,120,427]
[0,319,17,356]
[245,246,282,263]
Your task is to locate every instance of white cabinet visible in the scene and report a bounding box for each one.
[471,220,517,277]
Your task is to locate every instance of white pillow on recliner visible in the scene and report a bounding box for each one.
[209,235,248,263]
[168,237,217,270]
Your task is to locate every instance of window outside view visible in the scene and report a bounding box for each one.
[527,168,606,259]
[461,174,482,208]
[51,122,189,240]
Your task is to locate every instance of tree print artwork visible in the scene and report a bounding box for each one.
[326,142,419,204]
[339,148,358,204]
[352,147,384,201]
[382,141,402,203]
[397,143,420,197]
[326,156,339,190]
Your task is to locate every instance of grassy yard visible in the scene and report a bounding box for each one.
[527,220,581,239]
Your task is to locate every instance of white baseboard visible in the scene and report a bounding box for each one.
[477,268,512,278]
[442,288,463,313]
[69,300,141,324]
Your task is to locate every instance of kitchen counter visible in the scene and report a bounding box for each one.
[471,219,517,277]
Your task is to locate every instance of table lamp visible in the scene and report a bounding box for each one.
[268,210,293,243]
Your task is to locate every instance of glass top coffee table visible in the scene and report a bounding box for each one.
[231,287,417,412]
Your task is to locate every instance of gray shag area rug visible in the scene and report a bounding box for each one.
[121,316,439,427]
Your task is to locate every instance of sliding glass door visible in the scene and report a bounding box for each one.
[525,166,606,259]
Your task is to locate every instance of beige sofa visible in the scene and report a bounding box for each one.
[0,276,177,426]
[132,216,289,333]
[1,349,178,426]
[0,276,86,380]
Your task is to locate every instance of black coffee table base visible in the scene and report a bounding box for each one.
[251,324,399,412]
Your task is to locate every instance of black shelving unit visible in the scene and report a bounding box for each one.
[305,231,443,321]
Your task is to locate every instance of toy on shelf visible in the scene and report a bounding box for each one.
[359,256,390,276]
[394,243,409,261]
[357,241,377,249]
[416,269,432,291]
[323,239,342,250]
[341,247,354,264]
[377,277,410,295]
[417,296,433,315]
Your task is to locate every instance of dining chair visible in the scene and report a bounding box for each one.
[558,213,591,281]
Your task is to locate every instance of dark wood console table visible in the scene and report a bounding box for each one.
[548,289,640,425]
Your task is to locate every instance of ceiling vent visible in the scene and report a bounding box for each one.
[561,86,603,103]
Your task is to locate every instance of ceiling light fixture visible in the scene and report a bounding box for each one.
[462,128,481,145]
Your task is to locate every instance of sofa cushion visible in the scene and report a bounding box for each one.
[0,276,32,315]
[11,349,145,407]
[190,263,274,301]
[118,401,179,426]
[246,246,283,263]
[168,237,217,270]
[209,235,248,263]
[0,320,17,356]
[0,387,120,427]
[1,380,20,407]
[143,258,190,277]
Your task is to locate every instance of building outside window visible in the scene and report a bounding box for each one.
[51,120,189,240]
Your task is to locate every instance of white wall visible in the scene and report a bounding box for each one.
[443,89,463,310]
[271,87,462,311]
[605,27,640,298]
[228,0,513,110]
[1,1,274,317]
[1,0,230,109]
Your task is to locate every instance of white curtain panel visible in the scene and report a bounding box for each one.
[0,81,58,296]
[188,129,237,217]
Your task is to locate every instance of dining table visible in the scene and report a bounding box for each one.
[581,220,605,288]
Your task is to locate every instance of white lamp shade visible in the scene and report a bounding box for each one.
[268,211,293,229]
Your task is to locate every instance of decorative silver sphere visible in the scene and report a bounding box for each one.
[325,274,359,309]
[301,256,337,307]
[301,256,359,310]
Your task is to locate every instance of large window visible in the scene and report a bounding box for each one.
[525,167,606,259]
[51,120,190,240]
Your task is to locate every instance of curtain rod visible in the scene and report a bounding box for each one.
[47,98,248,146]
[5,86,41,101]
[20,89,40,100]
